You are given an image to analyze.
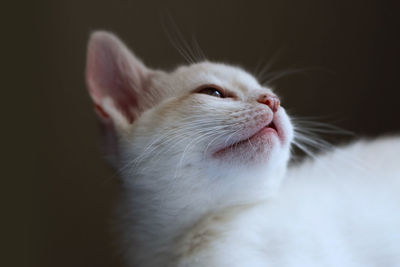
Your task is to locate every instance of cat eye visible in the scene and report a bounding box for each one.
[197,86,225,98]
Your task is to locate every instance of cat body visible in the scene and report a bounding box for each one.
[172,137,400,267]
[85,31,400,267]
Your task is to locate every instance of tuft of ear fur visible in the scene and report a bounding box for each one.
[86,31,151,128]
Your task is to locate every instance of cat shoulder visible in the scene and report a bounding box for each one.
[335,135,400,169]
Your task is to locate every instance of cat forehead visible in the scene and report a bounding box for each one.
[167,62,262,93]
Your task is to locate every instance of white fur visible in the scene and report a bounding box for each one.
[85,32,400,267]
[171,137,400,267]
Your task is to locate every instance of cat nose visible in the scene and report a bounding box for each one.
[257,94,280,112]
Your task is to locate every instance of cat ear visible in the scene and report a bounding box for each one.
[85,31,151,128]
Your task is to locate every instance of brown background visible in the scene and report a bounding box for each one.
[5,0,399,266]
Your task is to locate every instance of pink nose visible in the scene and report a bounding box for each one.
[257,94,280,112]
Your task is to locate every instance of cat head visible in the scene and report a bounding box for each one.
[86,31,294,202]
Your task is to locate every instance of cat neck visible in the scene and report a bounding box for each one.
[119,165,287,258]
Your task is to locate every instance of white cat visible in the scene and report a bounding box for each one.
[85,31,400,267]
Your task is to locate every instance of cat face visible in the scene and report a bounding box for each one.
[86,31,293,184]
[132,63,293,168]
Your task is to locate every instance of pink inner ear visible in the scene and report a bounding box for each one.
[86,32,147,124]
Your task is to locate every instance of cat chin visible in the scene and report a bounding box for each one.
[213,128,279,159]
[212,109,292,165]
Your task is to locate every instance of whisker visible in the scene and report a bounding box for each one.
[191,34,207,62]
[161,13,199,64]
[254,46,284,83]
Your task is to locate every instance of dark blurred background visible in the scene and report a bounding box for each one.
[6,0,399,266]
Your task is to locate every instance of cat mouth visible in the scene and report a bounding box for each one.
[214,118,281,156]
[266,121,278,133]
